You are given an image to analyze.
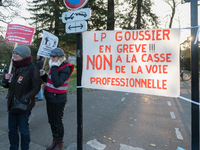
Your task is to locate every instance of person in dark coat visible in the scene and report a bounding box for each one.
[40,48,74,150]
[1,45,41,150]
[35,55,44,101]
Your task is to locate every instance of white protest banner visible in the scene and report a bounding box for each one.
[82,29,180,97]
[37,30,59,58]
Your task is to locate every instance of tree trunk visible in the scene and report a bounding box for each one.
[54,0,59,35]
[107,0,114,30]
[136,0,142,29]
[169,0,175,28]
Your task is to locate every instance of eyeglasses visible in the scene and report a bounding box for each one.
[13,52,19,55]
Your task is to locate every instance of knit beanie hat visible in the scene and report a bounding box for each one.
[13,45,31,59]
[50,48,65,57]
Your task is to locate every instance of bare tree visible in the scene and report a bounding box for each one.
[0,0,22,36]
[164,0,180,28]
[117,0,158,30]
[0,0,21,24]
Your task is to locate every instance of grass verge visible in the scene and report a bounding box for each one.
[67,68,96,94]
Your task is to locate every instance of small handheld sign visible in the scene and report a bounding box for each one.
[63,0,89,9]
[5,24,35,45]
[4,24,35,73]
[37,30,59,58]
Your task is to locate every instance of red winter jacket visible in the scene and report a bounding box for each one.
[41,61,74,103]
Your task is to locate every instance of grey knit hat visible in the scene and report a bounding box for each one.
[13,45,31,59]
[50,48,65,57]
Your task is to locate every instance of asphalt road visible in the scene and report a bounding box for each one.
[0,79,198,150]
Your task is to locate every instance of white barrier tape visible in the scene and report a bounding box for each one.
[178,96,200,106]
[180,26,200,45]
[180,25,200,30]
[77,86,83,88]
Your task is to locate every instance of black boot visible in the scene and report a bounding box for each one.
[46,138,57,150]
[54,141,63,150]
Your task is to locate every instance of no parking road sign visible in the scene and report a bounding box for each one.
[63,0,89,9]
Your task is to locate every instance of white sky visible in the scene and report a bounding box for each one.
[152,0,192,43]
[1,0,199,43]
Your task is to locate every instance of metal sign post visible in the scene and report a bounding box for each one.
[183,0,199,149]
[76,33,83,150]
[62,1,90,149]
[190,0,199,149]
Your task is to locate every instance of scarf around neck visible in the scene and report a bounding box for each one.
[12,56,33,68]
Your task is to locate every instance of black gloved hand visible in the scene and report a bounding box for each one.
[19,95,29,104]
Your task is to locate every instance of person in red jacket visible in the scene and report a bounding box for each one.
[40,48,74,150]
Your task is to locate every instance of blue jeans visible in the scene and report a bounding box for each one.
[38,85,43,99]
[8,111,31,150]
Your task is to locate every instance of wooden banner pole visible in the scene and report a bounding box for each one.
[42,57,47,70]
[8,43,18,73]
